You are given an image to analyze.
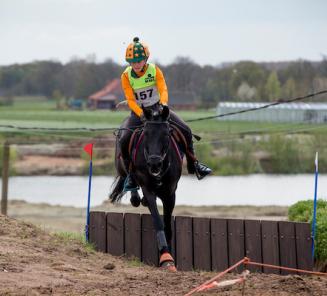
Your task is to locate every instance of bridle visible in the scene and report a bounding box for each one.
[143,120,171,179]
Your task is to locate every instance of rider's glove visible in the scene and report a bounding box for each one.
[158,104,164,114]
[140,114,146,123]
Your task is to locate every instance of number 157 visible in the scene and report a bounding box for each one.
[134,89,153,100]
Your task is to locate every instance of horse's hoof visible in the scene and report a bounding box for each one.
[130,192,141,207]
[160,261,177,272]
[159,253,177,272]
[141,197,148,207]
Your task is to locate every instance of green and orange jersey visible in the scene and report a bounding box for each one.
[121,64,168,117]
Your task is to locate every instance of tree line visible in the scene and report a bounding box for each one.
[1,57,327,106]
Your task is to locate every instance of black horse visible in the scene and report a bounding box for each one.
[109,105,182,271]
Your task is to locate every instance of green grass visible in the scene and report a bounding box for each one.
[53,231,95,253]
[125,256,144,267]
[1,97,327,145]
[2,97,327,175]
[1,99,327,136]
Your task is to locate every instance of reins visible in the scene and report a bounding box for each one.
[131,120,172,179]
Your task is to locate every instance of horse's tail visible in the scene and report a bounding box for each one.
[109,175,126,203]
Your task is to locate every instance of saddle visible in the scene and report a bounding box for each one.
[126,124,187,166]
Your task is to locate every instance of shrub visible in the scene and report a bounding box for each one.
[288,199,327,261]
[215,140,260,175]
[194,142,219,172]
[262,135,301,173]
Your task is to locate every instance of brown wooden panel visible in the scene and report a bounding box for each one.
[211,218,228,271]
[141,214,158,266]
[295,222,313,271]
[261,221,280,274]
[245,220,262,272]
[124,213,141,260]
[193,217,211,271]
[228,219,244,272]
[279,221,297,275]
[175,216,193,271]
[107,212,124,256]
[89,211,106,252]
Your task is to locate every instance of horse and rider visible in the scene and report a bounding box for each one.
[110,37,212,270]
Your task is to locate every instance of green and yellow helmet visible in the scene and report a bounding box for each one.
[125,37,150,63]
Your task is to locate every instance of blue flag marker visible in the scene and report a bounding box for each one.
[83,143,94,242]
[311,152,318,259]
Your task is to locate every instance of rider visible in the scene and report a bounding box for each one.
[120,37,212,191]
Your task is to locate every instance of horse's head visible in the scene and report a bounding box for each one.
[142,104,170,177]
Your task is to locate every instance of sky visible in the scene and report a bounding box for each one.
[1,0,327,66]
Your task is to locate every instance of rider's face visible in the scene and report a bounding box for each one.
[131,60,146,73]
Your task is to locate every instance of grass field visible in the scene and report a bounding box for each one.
[1,98,327,143]
[1,97,327,174]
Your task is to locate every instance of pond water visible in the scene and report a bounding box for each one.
[1,174,326,208]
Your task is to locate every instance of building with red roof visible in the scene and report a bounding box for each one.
[88,79,124,109]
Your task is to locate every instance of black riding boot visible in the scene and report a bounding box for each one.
[186,146,212,180]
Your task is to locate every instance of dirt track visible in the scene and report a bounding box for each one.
[1,215,327,295]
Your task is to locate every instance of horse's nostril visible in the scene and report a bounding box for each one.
[150,167,161,176]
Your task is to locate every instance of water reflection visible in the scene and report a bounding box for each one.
[2,175,326,207]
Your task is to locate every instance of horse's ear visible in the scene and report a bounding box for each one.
[161,105,170,121]
[142,105,152,120]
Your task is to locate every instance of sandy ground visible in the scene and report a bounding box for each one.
[2,145,326,295]
[7,200,288,233]
[13,155,109,175]
[1,214,327,296]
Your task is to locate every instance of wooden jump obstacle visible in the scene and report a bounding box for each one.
[89,211,313,273]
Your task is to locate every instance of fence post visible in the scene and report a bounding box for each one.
[1,142,10,215]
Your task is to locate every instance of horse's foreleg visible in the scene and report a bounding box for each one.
[162,193,176,253]
[142,188,169,255]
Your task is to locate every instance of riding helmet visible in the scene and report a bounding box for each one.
[125,37,150,63]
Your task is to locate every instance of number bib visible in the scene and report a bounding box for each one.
[134,85,160,107]
[125,63,160,108]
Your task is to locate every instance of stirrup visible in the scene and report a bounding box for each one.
[194,162,212,180]
[123,176,139,192]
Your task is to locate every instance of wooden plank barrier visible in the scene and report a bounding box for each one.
[193,217,211,271]
[295,222,313,271]
[175,216,193,271]
[245,220,262,273]
[211,218,228,271]
[261,221,280,274]
[89,212,313,274]
[89,211,107,252]
[228,219,245,272]
[124,213,141,260]
[279,221,298,275]
[107,212,124,256]
[141,214,158,266]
